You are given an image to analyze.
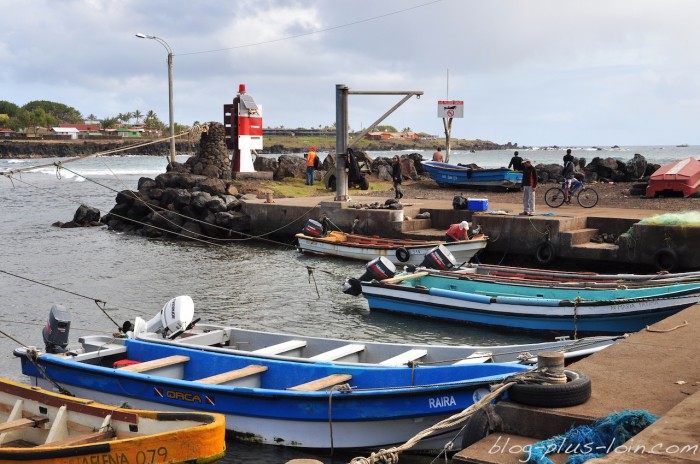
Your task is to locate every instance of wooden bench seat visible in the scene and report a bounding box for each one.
[309,344,365,362]
[251,340,306,356]
[288,374,352,391]
[118,355,190,373]
[378,349,428,366]
[0,415,49,434]
[37,429,116,448]
[194,365,268,385]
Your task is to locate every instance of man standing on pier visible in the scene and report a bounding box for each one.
[521,159,538,216]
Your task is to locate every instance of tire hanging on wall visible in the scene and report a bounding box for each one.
[395,247,411,263]
[653,247,678,272]
[535,241,556,265]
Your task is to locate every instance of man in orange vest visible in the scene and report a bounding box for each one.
[445,221,470,242]
[305,146,318,185]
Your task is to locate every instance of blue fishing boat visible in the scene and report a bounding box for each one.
[14,337,529,451]
[422,161,522,190]
[343,248,700,334]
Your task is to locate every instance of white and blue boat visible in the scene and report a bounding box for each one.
[421,161,523,190]
[14,337,529,451]
[343,249,700,334]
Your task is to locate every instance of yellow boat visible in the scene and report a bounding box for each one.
[0,377,226,463]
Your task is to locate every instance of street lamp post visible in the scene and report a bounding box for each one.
[135,33,176,164]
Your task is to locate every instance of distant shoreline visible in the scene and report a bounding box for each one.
[0,136,514,159]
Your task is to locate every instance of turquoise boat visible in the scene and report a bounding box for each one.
[344,251,700,334]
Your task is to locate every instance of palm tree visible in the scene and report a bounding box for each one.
[133,110,143,123]
[123,112,133,124]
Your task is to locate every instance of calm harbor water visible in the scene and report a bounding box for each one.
[0,145,696,462]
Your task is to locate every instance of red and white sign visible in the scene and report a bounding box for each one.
[437,100,464,118]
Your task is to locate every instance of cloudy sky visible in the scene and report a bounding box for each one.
[2,0,699,146]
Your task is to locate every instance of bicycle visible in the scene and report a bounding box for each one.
[544,178,599,208]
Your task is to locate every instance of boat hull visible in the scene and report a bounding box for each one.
[422,161,522,190]
[0,378,225,464]
[359,282,700,333]
[296,232,487,265]
[15,339,529,451]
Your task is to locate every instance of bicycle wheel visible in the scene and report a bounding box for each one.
[544,187,565,208]
[577,187,599,208]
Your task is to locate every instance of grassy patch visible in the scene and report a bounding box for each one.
[255,176,392,198]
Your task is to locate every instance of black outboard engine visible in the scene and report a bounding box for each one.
[302,219,324,237]
[342,256,396,296]
[42,304,71,354]
[419,245,458,270]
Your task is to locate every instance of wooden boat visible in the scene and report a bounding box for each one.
[422,160,522,191]
[343,250,700,334]
[646,157,700,197]
[295,226,488,265]
[0,377,225,464]
[14,338,530,451]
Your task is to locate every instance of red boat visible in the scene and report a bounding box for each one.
[646,157,700,197]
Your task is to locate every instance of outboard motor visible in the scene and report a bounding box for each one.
[42,304,71,354]
[419,245,458,270]
[131,295,195,339]
[342,256,396,296]
[302,219,324,237]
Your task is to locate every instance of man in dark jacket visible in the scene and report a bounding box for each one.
[391,156,403,200]
[508,151,524,171]
[521,159,538,216]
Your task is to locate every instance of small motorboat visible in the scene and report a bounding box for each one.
[343,246,700,334]
[296,219,488,265]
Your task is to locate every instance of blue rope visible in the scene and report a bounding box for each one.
[526,410,657,464]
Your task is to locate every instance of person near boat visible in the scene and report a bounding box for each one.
[562,155,576,204]
[445,220,470,242]
[320,212,331,236]
[392,155,404,200]
[508,150,524,171]
[432,147,444,162]
[521,159,538,216]
[305,146,319,185]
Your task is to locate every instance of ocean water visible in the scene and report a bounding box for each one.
[0,145,696,463]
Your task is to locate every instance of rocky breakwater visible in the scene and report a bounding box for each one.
[99,122,251,240]
[535,153,660,184]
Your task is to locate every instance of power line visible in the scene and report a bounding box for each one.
[176,0,443,57]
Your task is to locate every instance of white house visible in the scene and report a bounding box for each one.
[51,127,79,140]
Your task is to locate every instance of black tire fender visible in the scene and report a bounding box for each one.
[535,241,556,265]
[508,369,592,408]
[653,247,678,272]
[461,404,499,449]
[396,247,411,263]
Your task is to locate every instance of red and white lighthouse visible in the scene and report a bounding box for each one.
[224,84,263,173]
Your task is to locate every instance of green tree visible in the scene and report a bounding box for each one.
[133,110,143,123]
[22,100,82,124]
[101,117,119,129]
[29,108,51,135]
[86,113,98,121]
[376,125,397,133]
[0,101,21,117]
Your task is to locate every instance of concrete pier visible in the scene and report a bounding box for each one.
[453,304,700,463]
[241,193,700,271]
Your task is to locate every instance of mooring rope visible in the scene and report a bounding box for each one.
[349,381,515,464]
[646,320,688,332]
